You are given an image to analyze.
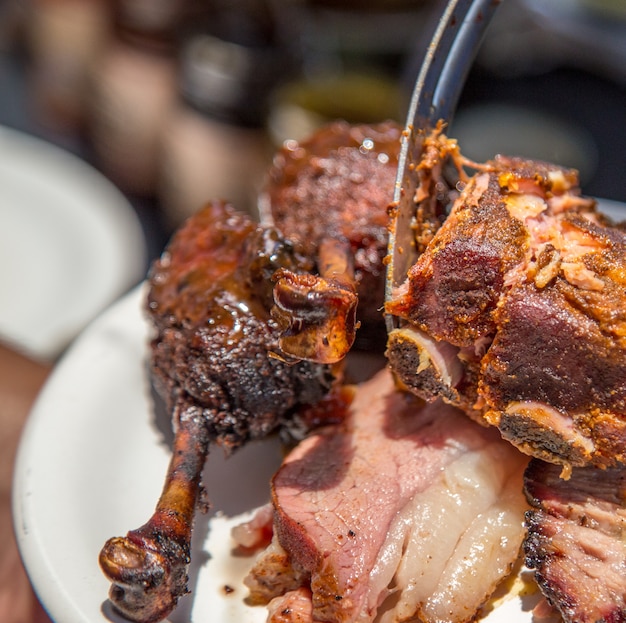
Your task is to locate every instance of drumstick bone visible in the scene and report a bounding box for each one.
[99,404,209,623]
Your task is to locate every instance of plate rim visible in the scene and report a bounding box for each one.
[0,124,148,361]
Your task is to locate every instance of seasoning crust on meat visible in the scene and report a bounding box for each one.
[262,120,401,336]
[100,113,626,623]
[385,130,626,471]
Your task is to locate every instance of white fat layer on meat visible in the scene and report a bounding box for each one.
[372,440,528,623]
[249,370,530,623]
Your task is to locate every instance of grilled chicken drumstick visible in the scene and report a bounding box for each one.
[99,201,337,623]
[100,122,400,621]
[99,403,209,623]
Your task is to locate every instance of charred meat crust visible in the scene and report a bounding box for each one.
[385,331,461,405]
[523,459,626,623]
[101,201,340,623]
[263,120,401,333]
[148,201,335,450]
[386,136,626,469]
[481,282,626,467]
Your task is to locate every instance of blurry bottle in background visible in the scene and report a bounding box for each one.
[0,1,26,53]
[85,1,182,197]
[158,0,292,229]
[22,0,112,132]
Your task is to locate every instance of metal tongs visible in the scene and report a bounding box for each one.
[385,0,500,331]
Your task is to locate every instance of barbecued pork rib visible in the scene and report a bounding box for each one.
[261,120,402,352]
[386,132,626,470]
[524,458,626,623]
[99,201,337,623]
[243,368,529,623]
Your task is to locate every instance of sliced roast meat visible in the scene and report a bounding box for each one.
[244,369,529,623]
[524,458,626,623]
[386,132,626,470]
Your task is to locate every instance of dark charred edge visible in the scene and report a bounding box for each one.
[384,333,459,404]
[523,458,626,623]
[498,412,591,468]
[523,510,578,622]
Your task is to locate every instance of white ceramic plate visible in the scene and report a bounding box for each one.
[10,286,540,623]
[0,125,147,362]
[13,197,624,623]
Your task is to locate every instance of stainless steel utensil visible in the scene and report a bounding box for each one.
[385,0,500,331]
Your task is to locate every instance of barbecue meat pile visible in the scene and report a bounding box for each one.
[242,368,529,623]
[99,201,337,623]
[385,132,626,471]
[98,119,403,623]
[99,115,625,623]
[524,459,626,623]
[261,120,402,346]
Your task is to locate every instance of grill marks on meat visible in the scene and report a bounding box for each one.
[244,369,529,623]
[386,138,626,470]
[524,459,626,623]
[99,201,336,623]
